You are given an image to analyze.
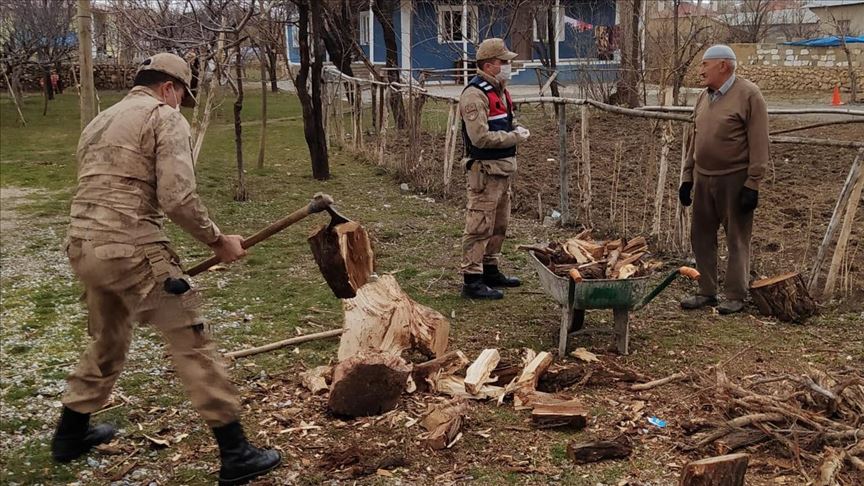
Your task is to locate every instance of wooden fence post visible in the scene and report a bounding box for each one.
[651,121,674,236]
[809,148,864,293]
[579,104,592,227]
[558,102,570,226]
[823,147,864,297]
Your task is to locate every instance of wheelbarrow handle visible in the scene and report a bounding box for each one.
[632,266,700,311]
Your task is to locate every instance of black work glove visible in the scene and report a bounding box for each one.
[739,187,759,213]
[678,182,694,207]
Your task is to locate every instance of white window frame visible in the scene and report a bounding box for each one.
[358,11,371,45]
[532,8,565,43]
[437,5,478,43]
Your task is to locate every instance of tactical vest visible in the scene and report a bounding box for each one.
[461,76,516,161]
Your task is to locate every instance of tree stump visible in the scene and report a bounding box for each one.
[679,453,749,486]
[750,272,817,323]
[338,274,449,361]
[309,221,375,299]
[328,352,411,417]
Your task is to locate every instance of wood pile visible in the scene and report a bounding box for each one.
[520,231,661,280]
[685,368,864,483]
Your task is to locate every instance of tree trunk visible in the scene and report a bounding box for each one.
[78,0,96,128]
[258,49,268,170]
[267,43,279,93]
[373,0,406,129]
[296,0,330,180]
[320,0,356,78]
[750,272,817,323]
[671,0,680,105]
[618,0,642,107]
[233,43,248,201]
[839,36,858,103]
[547,5,560,99]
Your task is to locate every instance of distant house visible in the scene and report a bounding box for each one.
[286,0,621,86]
[806,0,864,35]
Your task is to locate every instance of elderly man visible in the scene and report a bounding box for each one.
[52,53,280,485]
[678,45,769,315]
[459,38,530,300]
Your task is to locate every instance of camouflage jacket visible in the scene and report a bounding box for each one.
[68,86,220,245]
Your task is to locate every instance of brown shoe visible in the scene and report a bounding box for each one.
[718,300,745,315]
[680,295,718,310]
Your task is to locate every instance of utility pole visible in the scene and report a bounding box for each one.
[77,0,96,129]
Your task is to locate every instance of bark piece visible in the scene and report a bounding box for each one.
[411,350,469,393]
[531,401,589,429]
[339,275,449,361]
[421,402,466,450]
[679,453,749,486]
[750,272,817,323]
[464,349,501,395]
[300,365,332,395]
[328,352,411,417]
[566,440,631,464]
[309,221,375,299]
[714,430,769,455]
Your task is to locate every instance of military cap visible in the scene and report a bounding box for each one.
[476,38,518,62]
[136,53,197,108]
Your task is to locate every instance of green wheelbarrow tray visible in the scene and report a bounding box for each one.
[527,250,700,355]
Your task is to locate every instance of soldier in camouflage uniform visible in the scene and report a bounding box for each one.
[459,38,530,300]
[51,53,280,485]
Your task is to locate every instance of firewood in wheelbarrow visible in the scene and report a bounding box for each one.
[309,220,375,299]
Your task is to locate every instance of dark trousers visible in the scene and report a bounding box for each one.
[690,170,754,301]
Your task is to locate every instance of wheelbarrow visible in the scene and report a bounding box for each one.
[527,250,700,356]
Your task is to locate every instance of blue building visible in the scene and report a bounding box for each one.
[286,1,620,86]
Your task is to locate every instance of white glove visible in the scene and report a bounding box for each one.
[514,126,530,141]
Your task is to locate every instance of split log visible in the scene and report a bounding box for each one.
[328,352,411,417]
[464,349,500,395]
[623,236,648,254]
[339,274,449,361]
[680,453,749,486]
[750,272,817,323]
[490,362,521,387]
[411,350,469,393]
[434,375,504,401]
[566,440,631,464]
[309,221,375,299]
[421,402,466,450]
[300,365,332,395]
[531,401,588,429]
[512,352,554,407]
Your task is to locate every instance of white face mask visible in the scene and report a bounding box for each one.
[165,84,181,111]
[496,63,512,82]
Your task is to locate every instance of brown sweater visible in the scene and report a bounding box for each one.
[682,77,770,190]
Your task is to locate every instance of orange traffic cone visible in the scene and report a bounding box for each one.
[831,85,844,106]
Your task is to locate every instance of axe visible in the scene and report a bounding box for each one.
[164,193,350,294]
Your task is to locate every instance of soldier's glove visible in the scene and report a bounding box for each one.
[678,182,694,207]
[514,126,530,141]
[739,187,759,213]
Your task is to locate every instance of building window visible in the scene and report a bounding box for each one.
[358,11,370,45]
[437,5,478,43]
[533,8,564,43]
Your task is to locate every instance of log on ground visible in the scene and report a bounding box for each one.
[328,352,411,417]
[566,440,631,464]
[750,272,817,323]
[679,453,749,486]
[531,400,588,429]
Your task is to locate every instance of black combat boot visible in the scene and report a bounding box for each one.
[482,265,521,288]
[462,274,504,300]
[214,422,281,485]
[51,406,117,463]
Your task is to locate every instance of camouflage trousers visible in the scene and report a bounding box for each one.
[62,238,240,427]
[461,164,511,274]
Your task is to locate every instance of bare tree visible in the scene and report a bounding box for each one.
[820,9,858,103]
[720,0,774,43]
[292,0,330,180]
[373,0,406,128]
[618,0,644,107]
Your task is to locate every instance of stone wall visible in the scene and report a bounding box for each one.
[1,64,137,92]
[684,42,864,91]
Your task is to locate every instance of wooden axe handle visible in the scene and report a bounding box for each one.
[186,193,334,277]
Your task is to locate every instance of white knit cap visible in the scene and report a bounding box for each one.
[702,44,737,61]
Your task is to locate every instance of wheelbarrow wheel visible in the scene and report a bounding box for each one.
[570,309,585,332]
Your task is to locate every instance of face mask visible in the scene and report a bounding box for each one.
[165,84,181,111]
[496,64,512,82]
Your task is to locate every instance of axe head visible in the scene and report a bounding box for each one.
[326,206,352,229]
